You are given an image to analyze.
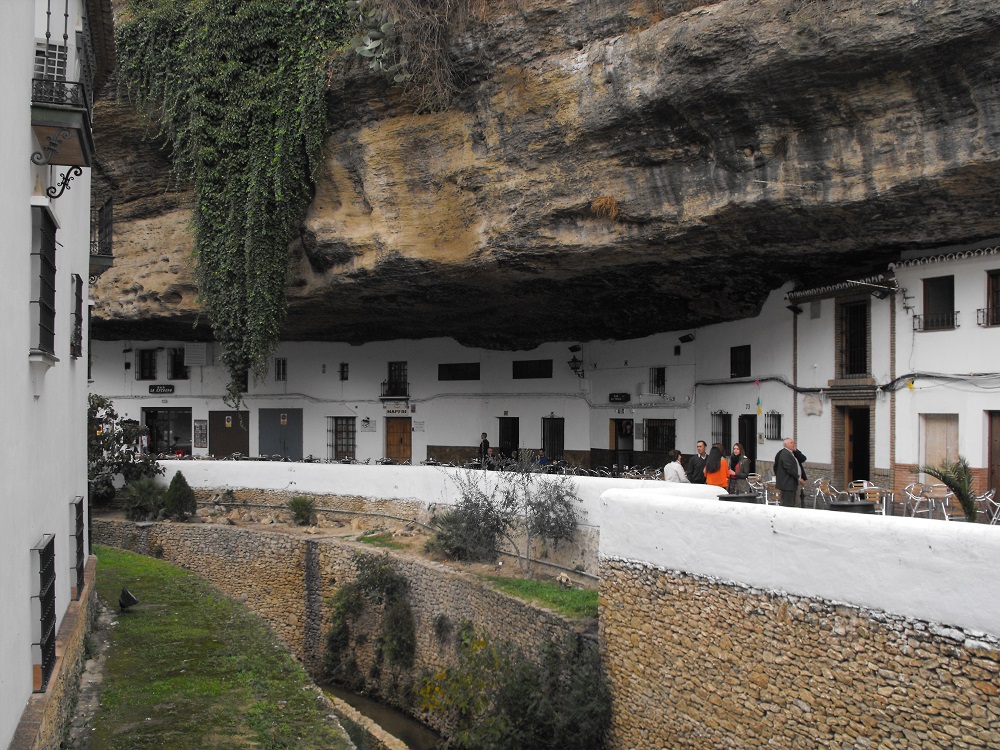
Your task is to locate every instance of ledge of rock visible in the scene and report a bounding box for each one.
[90,0,1000,349]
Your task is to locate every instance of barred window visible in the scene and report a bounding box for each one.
[31,208,57,356]
[32,534,57,692]
[135,349,157,380]
[711,412,732,449]
[764,411,783,441]
[645,419,676,454]
[70,274,83,359]
[275,357,287,382]
[168,348,189,380]
[339,362,349,381]
[327,416,356,460]
[649,367,666,395]
[512,359,553,379]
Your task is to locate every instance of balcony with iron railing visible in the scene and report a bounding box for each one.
[978,308,1000,327]
[913,311,959,332]
[89,199,114,278]
[31,77,95,168]
[380,380,409,400]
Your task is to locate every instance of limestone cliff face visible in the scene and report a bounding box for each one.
[91,0,1000,348]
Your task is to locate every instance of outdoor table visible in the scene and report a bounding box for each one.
[826,500,877,514]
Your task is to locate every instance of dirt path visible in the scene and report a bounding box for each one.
[64,601,117,749]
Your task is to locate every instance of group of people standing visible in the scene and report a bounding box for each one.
[663,440,752,493]
[663,437,808,506]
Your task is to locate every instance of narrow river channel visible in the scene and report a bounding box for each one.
[325,685,441,750]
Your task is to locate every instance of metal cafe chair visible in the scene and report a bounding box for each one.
[976,488,999,525]
[746,473,765,503]
[903,483,931,518]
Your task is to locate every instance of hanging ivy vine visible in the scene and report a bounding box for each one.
[115,0,349,406]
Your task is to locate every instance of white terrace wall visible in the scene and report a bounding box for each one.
[152,459,725,576]
[599,492,1000,749]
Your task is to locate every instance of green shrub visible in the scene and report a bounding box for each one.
[119,478,167,521]
[420,628,610,750]
[287,495,316,526]
[381,598,416,668]
[165,470,197,519]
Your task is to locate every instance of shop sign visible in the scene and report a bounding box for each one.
[149,384,175,394]
[609,392,631,403]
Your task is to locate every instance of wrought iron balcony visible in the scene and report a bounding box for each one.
[30,77,95,167]
[913,311,958,332]
[89,199,114,279]
[380,380,409,400]
[978,308,1000,327]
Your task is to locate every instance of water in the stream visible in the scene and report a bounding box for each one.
[326,685,441,750]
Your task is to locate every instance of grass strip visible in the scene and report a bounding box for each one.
[90,545,350,749]
[357,532,405,550]
[483,576,598,618]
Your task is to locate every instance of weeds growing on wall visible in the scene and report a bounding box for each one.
[115,0,350,406]
[287,495,317,526]
[324,553,416,693]
[420,626,610,750]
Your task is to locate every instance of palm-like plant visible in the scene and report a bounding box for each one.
[918,456,977,522]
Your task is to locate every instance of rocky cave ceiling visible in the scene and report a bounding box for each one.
[89,0,1000,350]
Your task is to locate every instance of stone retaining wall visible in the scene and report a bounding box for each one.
[599,558,1000,749]
[91,519,589,731]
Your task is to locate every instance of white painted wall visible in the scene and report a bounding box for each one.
[1,1,95,745]
[600,490,1000,637]
[153,458,727,531]
[892,244,1000,468]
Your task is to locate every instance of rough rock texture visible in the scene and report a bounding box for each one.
[91,0,1000,349]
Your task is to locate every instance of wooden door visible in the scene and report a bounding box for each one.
[209,411,250,458]
[385,417,411,463]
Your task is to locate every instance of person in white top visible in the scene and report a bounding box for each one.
[663,450,690,483]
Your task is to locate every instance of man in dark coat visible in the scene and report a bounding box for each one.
[774,437,807,507]
[687,440,708,483]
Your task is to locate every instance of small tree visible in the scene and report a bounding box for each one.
[287,495,316,526]
[165,470,197,519]
[88,393,163,506]
[919,455,977,522]
[428,462,582,572]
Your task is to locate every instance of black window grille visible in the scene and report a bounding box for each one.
[71,496,85,599]
[840,301,869,376]
[328,417,356,460]
[730,345,751,378]
[711,412,732,449]
[135,349,157,380]
[649,367,666,395]
[764,412,783,441]
[168,348,189,380]
[919,275,956,331]
[71,274,83,358]
[339,362,349,381]
[31,208,57,356]
[274,357,287,382]
[32,534,57,693]
[512,359,553,379]
[984,271,1000,327]
[645,419,676,454]
[541,417,565,460]
[383,362,408,397]
[91,199,113,259]
[438,362,481,381]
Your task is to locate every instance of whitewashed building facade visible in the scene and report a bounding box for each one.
[2,0,112,746]
[86,240,1000,499]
